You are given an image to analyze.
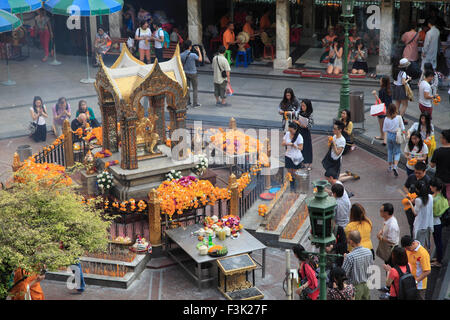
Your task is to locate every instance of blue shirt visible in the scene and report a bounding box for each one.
[180,50,199,75]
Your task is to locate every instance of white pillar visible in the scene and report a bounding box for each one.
[89,16,97,52]
[302,0,316,46]
[274,0,292,69]
[188,0,203,45]
[109,10,123,38]
[376,0,393,76]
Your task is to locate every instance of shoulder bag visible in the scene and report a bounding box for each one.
[396,116,406,144]
[376,238,395,262]
[215,56,227,78]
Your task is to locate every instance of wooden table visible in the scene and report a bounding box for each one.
[165,224,267,290]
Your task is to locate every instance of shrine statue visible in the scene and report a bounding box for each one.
[136,102,159,154]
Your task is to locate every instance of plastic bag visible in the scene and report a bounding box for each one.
[226,82,234,96]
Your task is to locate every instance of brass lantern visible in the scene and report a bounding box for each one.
[306,180,337,246]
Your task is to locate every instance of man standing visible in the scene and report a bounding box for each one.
[418,70,437,117]
[342,230,374,300]
[223,22,237,59]
[213,46,231,107]
[430,129,450,201]
[401,235,431,300]
[377,203,400,264]
[181,40,202,108]
[421,17,440,70]
[331,183,351,229]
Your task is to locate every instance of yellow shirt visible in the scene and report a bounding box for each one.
[406,243,431,290]
[345,220,373,251]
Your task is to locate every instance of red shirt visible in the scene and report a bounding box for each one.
[388,263,412,297]
[299,262,319,300]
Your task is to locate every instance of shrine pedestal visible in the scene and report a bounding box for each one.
[99,145,199,201]
[80,171,98,196]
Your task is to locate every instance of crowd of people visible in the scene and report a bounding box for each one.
[29,97,100,143]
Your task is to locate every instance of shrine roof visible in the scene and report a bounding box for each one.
[98,45,187,101]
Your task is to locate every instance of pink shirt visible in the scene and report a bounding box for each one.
[401,30,419,62]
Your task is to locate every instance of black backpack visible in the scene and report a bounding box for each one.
[440,208,450,228]
[394,265,418,300]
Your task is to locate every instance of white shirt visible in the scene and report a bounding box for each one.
[283,131,304,164]
[382,216,400,245]
[213,54,231,84]
[383,115,405,133]
[418,80,432,108]
[30,106,46,125]
[407,122,434,141]
[423,26,440,67]
[153,28,164,49]
[335,180,349,202]
[394,70,407,86]
[335,195,351,228]
[136,28,151,50]
[413,195,434,236]
[404,144,429,170]
[331,135,346,160]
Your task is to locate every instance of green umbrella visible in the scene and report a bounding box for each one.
[0,0,42,14]
[0,8,21,32]
[44,0,124,83]
[0,9,21,86]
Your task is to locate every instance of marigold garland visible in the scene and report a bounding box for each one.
[15,160,72,186]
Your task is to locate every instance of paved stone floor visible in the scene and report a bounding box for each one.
[36,134,416,300]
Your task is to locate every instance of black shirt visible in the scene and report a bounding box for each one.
[404,173,431,192]
[431,147,450,183]
[378,88,392,106]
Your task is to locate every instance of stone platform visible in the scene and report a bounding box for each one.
[46,253,151,289]
[99,145,200,200]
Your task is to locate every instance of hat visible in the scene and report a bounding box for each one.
[399,58,411,68]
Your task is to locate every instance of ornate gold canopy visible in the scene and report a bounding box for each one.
[94,44,189,170]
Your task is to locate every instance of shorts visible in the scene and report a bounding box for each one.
[214,81,227,99]
[419,104,433,118]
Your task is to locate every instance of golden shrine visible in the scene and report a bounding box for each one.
[94,44,189,170]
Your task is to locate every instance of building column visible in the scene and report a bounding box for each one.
[274,0,292,69]
[376,0,394,76]
[301,0,316,46]
[398,1,410,36]
[109,10,123,38]
[187,0,202,45]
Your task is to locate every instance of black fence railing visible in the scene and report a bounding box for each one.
[33,138,66,166]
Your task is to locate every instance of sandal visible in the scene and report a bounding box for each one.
[375,136,384,140]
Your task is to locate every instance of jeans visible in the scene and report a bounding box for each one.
[386,132,401,163]
[155,48,164,62]
[433,223,443,263]
[186,73,198,106]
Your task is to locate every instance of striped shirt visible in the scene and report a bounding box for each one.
[342,246,373,285]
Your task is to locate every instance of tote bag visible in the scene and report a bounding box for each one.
[396,116,406,144]
[376,239,395,262]
[370,98,386,116]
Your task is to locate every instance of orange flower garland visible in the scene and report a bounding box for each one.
[15,160,72,186]
[258,204,268,217]
[156,177,232,217]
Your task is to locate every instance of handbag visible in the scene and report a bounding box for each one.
[370,98,386,116]
[28,122,37,135]
[376,238,395,262]
[395,116,406,144]
[215,56,227,78]
[405,82,414,102]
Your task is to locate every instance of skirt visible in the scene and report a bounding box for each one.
[285,156,303,170]
[32,123,47,142]
[299,127,313,164]
[322,149,341,179]
[352,61,368,73]
[393,85,407,101]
